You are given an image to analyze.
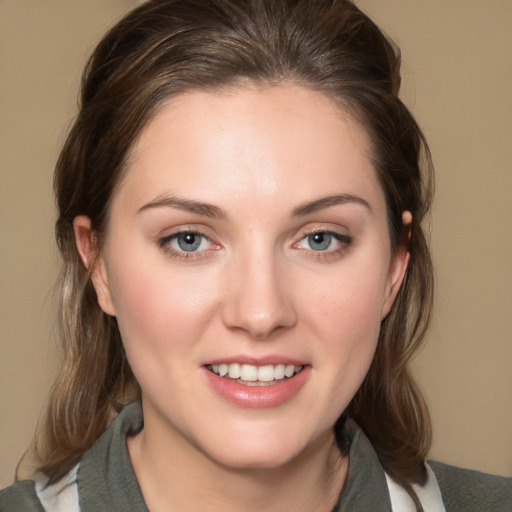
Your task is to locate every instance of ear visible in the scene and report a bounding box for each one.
[73,215,116,316]
[381,211,412,319]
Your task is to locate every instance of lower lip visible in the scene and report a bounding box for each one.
[203,366,311,408]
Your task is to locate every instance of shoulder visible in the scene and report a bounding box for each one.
[0,463,80,512]
[0,480,45,512]
[429,460,512,512]
[0,403,144,512]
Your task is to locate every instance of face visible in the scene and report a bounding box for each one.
[77,85,408,471]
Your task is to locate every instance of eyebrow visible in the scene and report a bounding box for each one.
[292,194,372,217]
[137,195,228,219]
[137,193,371,219]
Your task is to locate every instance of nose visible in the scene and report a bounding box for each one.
[221,249,297,339]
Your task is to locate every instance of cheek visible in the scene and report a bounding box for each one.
[312,286,382,378]
[106,255,222,366]
[283,263,386,428]
[300,258,388,337]
[296,252,390,383]
[108,263,224,409]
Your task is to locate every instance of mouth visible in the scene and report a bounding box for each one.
[203,360,310,408]
[206,363,304,386]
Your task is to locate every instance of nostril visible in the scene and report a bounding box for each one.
[219,260,298,337]
[221,304,297,340]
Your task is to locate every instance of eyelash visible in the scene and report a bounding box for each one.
[294,229,353,261]
[157,230,216,261]
[157,229,353,262]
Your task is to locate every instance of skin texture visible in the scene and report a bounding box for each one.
[74,85,410,512]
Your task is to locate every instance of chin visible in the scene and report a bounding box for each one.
[195,422,330,472]
[208,446,303,472]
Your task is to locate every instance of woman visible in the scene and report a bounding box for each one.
[1,0,510,511]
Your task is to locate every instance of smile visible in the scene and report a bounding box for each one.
[203,362,311,408]
[207,363,304,386]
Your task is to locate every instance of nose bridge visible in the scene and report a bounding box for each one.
[222,241,296,338]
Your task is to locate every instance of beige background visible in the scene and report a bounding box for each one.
[1,0,511,487]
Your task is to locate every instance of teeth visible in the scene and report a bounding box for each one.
[257,365,274,382]
[209,363,303,382]
[219,364,228,377]
[240,364,258,381]
[274,364,285,380]
[228,363,241,379]
[284,364,295,378]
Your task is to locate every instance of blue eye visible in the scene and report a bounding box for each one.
[175,232,203,252]
[161,231,211,254]
[307,232,333,251]
[296,231,352,253]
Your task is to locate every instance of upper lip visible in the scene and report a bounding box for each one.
[203,355,309,367]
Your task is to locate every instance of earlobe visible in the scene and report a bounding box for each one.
[381,211,412,319]
[73,216,116,316]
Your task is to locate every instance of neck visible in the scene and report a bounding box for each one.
[127,415,348,512]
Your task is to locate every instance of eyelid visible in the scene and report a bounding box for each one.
[158,228,209,244]
[157,228,221,261]
[296,229,352,247]
[294,224,352,244]
[292,226,354,261]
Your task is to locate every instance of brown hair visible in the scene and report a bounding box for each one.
[36,0,433,507]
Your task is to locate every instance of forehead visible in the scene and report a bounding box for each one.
[116,85,383,216]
